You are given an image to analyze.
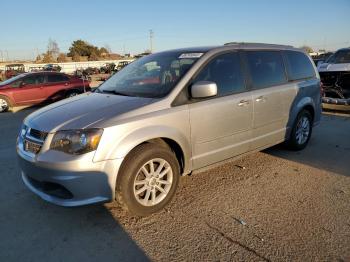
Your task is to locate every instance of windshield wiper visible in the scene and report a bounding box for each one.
[97,89,130,96]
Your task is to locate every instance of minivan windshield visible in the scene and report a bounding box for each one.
[97,51,202,98]
[326,49,350,64]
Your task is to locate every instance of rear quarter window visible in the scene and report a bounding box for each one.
[245,51,287,89]
[284,51,315,80]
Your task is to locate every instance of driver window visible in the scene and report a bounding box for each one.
[11,75,44,88]
[193,52,245,97]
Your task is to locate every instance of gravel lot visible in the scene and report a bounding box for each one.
[0,108,349,261]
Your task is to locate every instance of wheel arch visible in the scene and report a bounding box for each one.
[0,94,13,108]
[95,125,192,176]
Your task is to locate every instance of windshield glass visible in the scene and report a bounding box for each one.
[326,50,350,64]
[0,74,24,86]
[98,51,203,98]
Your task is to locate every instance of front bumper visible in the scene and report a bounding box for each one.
[17,138,123,207]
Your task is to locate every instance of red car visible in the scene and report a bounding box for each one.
[0,72,91,112]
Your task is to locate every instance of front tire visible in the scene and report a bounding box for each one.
[0,96,10,113]
[286,110,313,150]
[116,143,180,216]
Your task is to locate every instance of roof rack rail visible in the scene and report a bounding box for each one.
[224,42,294,48]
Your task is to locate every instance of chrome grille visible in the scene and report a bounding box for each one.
[29,128,48,141]
[23,127,46,155]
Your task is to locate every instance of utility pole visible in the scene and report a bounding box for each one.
[149,29,154,53]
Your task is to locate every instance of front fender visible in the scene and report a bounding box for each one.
[94,124,192,174]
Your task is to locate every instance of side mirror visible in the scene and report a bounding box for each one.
[191,81,217,99]
[20,82,26,87]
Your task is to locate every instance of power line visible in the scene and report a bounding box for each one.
[149,30,154,53]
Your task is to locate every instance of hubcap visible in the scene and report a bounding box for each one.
[69,93,78,97]
[133,158,173,207]
[295,116,310,145]
[0,98,8,112]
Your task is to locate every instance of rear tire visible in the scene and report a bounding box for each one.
[116,143,180,216]
[285,109,313,151]
[66,91,79,98]
[0,96,10,113]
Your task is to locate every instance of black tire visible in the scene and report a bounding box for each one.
[0,96,10,113]
[116,143,180,216]
[285,109,313,151]
[65,90,80,98]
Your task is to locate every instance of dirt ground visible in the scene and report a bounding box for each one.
[0,108,349,262]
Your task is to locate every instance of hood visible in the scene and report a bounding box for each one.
[318,62,350,72]
[25,93,155,132]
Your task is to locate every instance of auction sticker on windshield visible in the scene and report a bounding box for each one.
[179,53,204,59]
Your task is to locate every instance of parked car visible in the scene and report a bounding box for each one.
[29,66,44,72]
[100,63,116,74]
[317,47,350,106]
[115,61,130,71]
[0,71,90,112]
[42,64,61,72]
[17,43,321,216]
[5,64,25,79]
[312,52,333,66]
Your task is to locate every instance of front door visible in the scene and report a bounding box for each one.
[188,52,253,169]
[12,74,46,105]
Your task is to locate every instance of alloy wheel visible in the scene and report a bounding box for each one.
[0,98,8,112]
[295,116,310,145]
[133,158,173,207]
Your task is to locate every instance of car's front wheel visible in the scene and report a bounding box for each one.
[0,96,10,113]
[116,143,180,216]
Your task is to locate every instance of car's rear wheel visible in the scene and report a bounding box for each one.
[286,109,313,150]
[0,96,10,113]
[116,143,180,216]
[66,91,79,98]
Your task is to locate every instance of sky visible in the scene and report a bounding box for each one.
[1,0,349,60]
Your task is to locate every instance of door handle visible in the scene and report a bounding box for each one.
[64,83,68,86]
[255,96,266,102]
[238,100,250,106]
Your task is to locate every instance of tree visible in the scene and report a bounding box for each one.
[88,51,99,61]
[68,40,111,61]
[99,47,109,55]
[300,45,314,53]
[57,53,67,63]
[35,54,42,63]
[47,38,60,60]
[42,52,54,63]
[72,54,81,62]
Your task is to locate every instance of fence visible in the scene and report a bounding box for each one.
[0,59,134,74]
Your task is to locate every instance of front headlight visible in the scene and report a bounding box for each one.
[50,129,103,155]
[20,124,28,138]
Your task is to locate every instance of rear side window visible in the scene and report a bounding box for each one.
[193,52,245,96]
[284,51,315,80]
[47,74,69,83]
[245,51,287,89]
[23,74,45,85]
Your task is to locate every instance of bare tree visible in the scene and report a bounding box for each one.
[47,38,60,60]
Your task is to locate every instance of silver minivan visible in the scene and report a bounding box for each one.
[17,43,321,216]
